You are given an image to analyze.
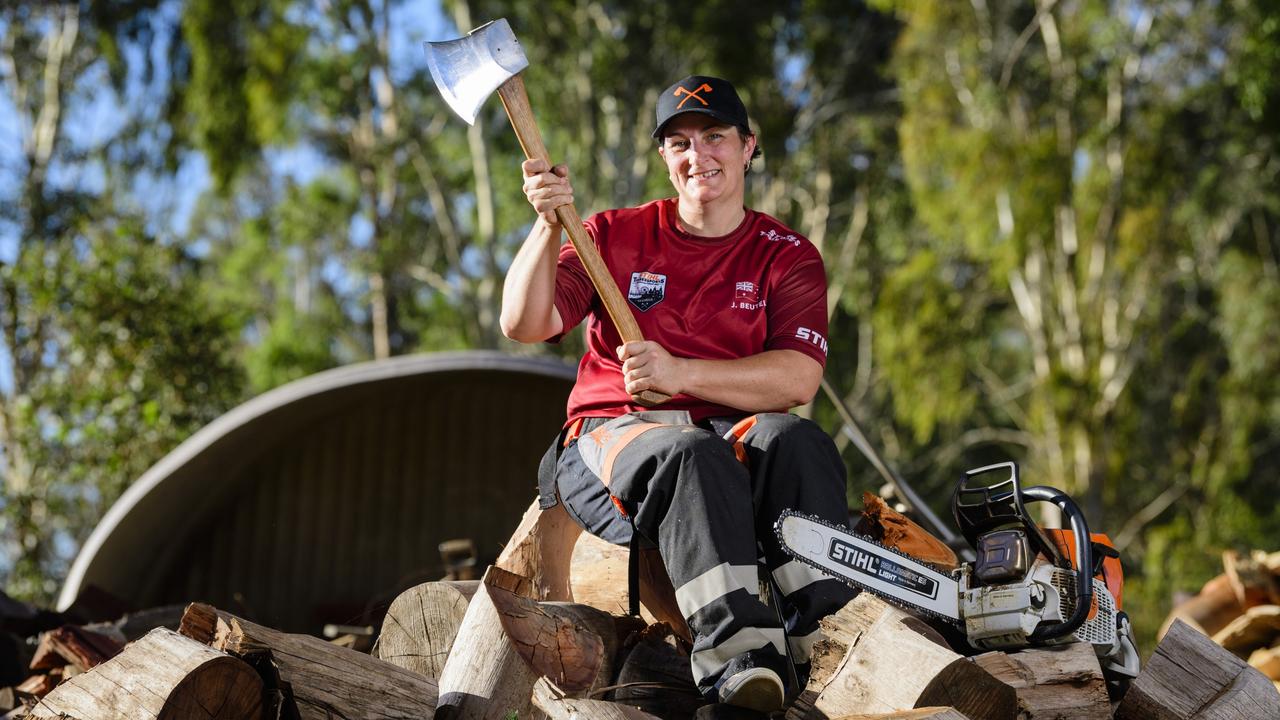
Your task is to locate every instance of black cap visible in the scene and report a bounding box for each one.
[652,75,750,139]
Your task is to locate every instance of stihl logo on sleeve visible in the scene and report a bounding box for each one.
[796,327,828,355]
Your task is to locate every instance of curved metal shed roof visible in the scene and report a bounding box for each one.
[58,351,575,631]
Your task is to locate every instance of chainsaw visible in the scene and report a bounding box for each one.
[776,461,1140,683]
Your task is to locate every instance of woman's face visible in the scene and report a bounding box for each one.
[658,114,756,208]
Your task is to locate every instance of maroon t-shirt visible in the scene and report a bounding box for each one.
[553,198,829,423]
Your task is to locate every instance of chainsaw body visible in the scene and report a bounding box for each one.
[951,462,1140,679]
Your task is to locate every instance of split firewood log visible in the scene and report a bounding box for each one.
[828,710,972,720]
[15,669,61,699]
[180,602,437,720]
[571,531,693,644]
[1212,605,1280,659]
[1224,550,1280,608]
[27,628,262,720]
[786,594,1016,720]
[1249,645,1280,680]
[435,567,542,720]
[1158,574,1244,640]
[1115,619,1280,719]
[532,677,662,720]
[854,492,958,572]
[28,625,123,673]
[495,499,584,602]
[436,566,633,720]
[571,531,652,619]
[972,643,1111,719]
[375,579,479,678]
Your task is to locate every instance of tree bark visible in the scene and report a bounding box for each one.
[374,580,479,679]
[28,628,262,720]
[973,643,1111,719]
[179,602,437,720]
[1115,619,1280,719]
[786,594,1016,720]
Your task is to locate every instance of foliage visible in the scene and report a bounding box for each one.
[0,2,247,603]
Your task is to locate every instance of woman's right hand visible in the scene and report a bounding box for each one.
[522,159,573,226]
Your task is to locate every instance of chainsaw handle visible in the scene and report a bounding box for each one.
[1022,485,1094,643]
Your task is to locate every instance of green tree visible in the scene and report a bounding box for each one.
[1,2,246,602]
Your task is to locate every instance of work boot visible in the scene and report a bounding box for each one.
[718,667,785,713]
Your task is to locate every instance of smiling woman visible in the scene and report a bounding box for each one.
[501,74,854,709]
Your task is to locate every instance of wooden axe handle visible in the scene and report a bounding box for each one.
[497,74,669,407]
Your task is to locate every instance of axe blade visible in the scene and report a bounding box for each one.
[424,18,529,125]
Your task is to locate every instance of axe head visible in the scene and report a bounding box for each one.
[424,18,528,125]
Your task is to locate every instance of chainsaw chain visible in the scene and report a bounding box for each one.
[772,509,964,627]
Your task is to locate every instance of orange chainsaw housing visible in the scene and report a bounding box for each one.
[1044,530,1124,617]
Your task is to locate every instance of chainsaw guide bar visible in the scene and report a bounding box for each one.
[774,510,963,624]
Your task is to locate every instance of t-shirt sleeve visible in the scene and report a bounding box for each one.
[764,248,830,367]
[548,215,602,342]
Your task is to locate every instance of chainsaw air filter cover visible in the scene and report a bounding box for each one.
[975,529,1031,585]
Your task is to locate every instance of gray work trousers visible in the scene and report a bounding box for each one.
[555,411,857,699]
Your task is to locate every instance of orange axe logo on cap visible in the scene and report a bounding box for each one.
[674,82,713,109]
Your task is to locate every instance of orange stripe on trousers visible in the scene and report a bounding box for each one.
[600,423,665,487]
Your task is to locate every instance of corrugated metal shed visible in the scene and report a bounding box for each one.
[58,351,575,632]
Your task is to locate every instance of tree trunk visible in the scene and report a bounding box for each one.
[972,643,1111,719]
[786,594,1016,720]
[1115,619,1280,719]
[28,628,262,720]
[374,580,479,679]
[179,602,437,720]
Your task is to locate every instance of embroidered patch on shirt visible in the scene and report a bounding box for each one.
[628,271,667,311]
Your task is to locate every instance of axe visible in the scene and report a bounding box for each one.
[425,19,669,406]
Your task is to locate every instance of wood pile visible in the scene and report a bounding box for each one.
[3,506,1279,719]
[1120,548,1280,718]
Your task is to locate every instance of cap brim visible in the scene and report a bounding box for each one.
[652,108,744,139]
